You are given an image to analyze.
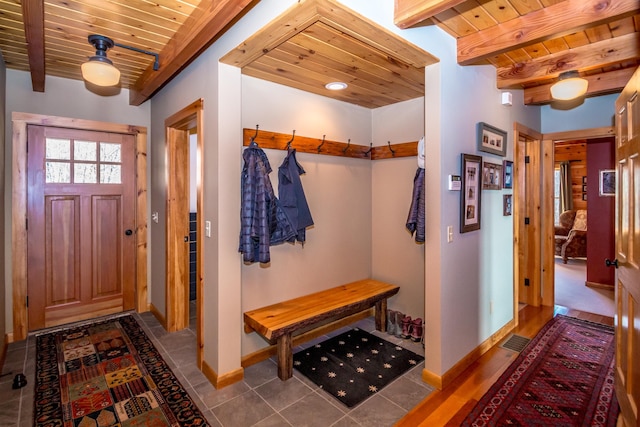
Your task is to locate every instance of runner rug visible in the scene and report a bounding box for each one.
[293,328,424,407]
[33,314,209,426]
[462,315,619,426]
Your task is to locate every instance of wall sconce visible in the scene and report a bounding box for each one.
[550,70,588,101]
[81,35,159,87]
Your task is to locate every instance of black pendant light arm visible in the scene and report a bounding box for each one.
[114,42,160,71]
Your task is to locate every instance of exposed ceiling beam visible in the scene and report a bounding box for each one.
[128,0,256,106]
[394,0,466,29]
[458,0,640,65]
[523,68,634,105]
[21,0,45,92]
[497,33,640,88]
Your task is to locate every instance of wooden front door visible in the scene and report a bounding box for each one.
[614,67,640,427]
[26,125,136,330]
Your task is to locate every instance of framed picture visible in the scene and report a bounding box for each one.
[502,160,513,189]
[582,184,587,192]
[582,176,587,184]
[461,153,482,233]
[482,161,502,190]
[503,194,512,216]
[582,193,587,201]
[599,169,615,196]
[477,122,507,157]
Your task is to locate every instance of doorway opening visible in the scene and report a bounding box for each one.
[513,124,615,323]
[164,99,204,368]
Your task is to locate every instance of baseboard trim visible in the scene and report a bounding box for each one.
[202,360,244,389]
[149,303,167,329]
[586,281,614,290]
[241,308,375,368]
[421,318,516,390]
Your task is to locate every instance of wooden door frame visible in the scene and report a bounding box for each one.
[164,99,204,367]
[513,123,614,326]
[11,112,148,342]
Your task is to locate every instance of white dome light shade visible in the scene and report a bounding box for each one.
[81,57,121,86]
[325,81,348,90]
[550,71,588,101]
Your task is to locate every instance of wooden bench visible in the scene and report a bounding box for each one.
[243,279,400,380]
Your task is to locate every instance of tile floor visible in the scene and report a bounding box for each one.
[0,306,433,426]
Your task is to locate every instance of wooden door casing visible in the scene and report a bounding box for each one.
[614,66,640,427]
[26,125,136,330]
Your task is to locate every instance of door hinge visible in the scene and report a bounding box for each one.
[25,218,28,230]
[524,278,530,287]
[26,296,29,307]
[524,156,530,164]
[524,217,530,225]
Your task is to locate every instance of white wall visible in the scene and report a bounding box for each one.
[0,53,6,342]
[3,70,151,332]
[347,1,541,374]
[240,76,375,354]
[371,97,425,319]
[541,93,617,133]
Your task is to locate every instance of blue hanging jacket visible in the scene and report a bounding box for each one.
[278,149,314,243]
[406,167,425,243]
[239,143,296,263]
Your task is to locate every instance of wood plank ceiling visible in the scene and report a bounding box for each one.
[221,0,438,109]
[1,0,638,106]
[395,0,640,105]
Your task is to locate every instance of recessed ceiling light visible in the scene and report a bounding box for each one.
[325,82,348,90]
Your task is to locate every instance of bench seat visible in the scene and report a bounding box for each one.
[244,279,400,380]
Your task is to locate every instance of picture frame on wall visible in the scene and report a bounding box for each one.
[461,153,482,233]
[482,161,502,190]
[503,194,512,216]
[599,169,615,196]
[503,160,513,189]
[477,122,507,157]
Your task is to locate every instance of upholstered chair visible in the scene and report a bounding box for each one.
[554,209,587,263]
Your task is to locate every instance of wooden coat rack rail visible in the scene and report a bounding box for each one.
[242,128,418,160]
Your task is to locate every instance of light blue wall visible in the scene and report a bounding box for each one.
[542,93,618,133]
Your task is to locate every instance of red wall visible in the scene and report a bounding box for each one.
[586,137,615,286]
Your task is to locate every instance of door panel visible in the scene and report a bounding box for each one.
[27,125,136,330]
[614,67,640,427]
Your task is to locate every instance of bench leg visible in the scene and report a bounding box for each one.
[277,333,293,381]
[375,299,387,332]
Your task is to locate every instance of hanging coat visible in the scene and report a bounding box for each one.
[278,149,314,243]
[239,142,296,263]
[406,167,425,243]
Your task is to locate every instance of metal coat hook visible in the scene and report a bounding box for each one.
[285,130,296,149]
[364,143,373,156]
[317,135,326,153]
[388,141,396,156]
[342,138,351,154]
[251,124,259,142]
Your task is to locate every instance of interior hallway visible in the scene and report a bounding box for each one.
[0,303,433,427]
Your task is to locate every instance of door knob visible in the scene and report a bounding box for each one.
[125,229,133,236]
[605,258,618,268]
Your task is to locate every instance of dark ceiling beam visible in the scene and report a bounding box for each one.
[129,0,257,106]
[21,0,45,92]
[394,0,466,29]
[457,0,640,65]
[496,33,640,88]
[523,67,635,105]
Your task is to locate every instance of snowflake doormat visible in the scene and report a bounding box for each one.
[293,328,424,407]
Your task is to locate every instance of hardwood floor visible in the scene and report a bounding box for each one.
[395,304,615,426]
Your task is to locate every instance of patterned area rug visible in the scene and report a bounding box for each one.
[293,328,424,407]
[33,314,209,426]
[462,315,619,426]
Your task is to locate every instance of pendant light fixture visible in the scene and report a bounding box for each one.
[81,34,160,87]
[550,70,588,101]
